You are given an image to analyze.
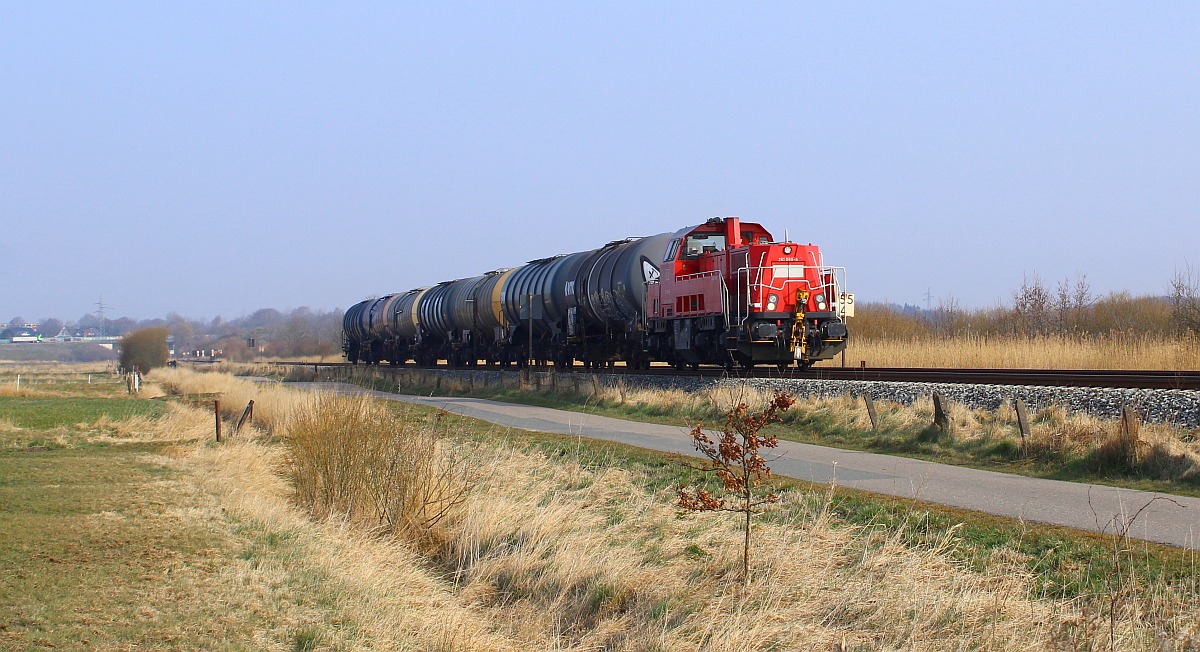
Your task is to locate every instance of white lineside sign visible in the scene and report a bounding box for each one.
[839,293,855,318]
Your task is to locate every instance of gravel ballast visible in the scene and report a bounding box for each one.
[392,368,1200,429]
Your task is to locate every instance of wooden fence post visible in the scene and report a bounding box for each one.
[932,393,951,434]
[235,400,255,434]
[1014,399,1031,456]
[1120,406,1141,466]
[214,400,222,443]
[863,394,878,430]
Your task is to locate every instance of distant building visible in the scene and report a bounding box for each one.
[1,326,38,343]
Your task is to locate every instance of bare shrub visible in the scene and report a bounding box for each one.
[1013,272,1053,336]
[1171,262,1200,334]
[284,395,473,545]
[1055,273,1094,334]
[119,327,170,372]
[677,391,795,584]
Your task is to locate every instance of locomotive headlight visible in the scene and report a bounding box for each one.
[766,293,779,311]
[814,293,827,311]
[782,245,793,255]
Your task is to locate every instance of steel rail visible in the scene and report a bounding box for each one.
[256,360,1200,391]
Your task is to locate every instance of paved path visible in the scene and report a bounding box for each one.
[296,382,1199,549]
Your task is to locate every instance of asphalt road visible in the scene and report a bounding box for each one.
[297,382,1199,550]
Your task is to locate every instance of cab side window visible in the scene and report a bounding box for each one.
[663,239,681,262]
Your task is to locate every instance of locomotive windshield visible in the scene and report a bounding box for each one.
[663,239,681,262]
[681,233,725,258]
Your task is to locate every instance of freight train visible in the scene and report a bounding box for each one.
[342,217,849,370]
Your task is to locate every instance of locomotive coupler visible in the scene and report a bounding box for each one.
[792,290,809,360]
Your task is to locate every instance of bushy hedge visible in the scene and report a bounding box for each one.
[119,327,169,372]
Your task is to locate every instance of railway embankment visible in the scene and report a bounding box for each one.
[300,365,1200,427]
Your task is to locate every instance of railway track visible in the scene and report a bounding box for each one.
[258,361,1200,391]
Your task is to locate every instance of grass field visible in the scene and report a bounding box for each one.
[314,364,1200,499]
[3,365,1199,650]
[819,333,1200,370]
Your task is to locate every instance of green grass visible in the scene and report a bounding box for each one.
[0,396,167,430]
[0,442,269,649]
[0,372,363,648]
[0,372,368,650]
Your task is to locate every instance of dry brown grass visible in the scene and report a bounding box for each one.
[436,443,1200,650]
[582,382,1200,485]
[25,366,1192,649]
[179,436,517,651]
[0,361,116,374]
[283,394,474,545]
[90,402,216,443]
[154,371,1198,649]
[149,366,306,431]
[0,364,124,398]
[0,384,33,398]
[828,333,1200,370]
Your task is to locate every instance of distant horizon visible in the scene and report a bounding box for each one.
[5,4,1197,319]
[3,282,1183,327]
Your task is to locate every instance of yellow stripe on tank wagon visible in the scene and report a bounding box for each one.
[409,287,431,333]
[491,268,516,328]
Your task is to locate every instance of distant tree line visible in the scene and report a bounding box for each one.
[7,307,345,360]
[854,267,1200,339]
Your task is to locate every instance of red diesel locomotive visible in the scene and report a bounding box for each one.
[643,217,848,369]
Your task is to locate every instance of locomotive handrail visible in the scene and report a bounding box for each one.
[675,269,722,282]
[720,270,730,329]
[732,263,847,324]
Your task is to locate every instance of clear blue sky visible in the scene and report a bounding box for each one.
[3,2,1197,322]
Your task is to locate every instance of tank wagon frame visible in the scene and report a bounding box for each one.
[344,217,849,370]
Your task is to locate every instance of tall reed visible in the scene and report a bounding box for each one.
[830,332,1200,370]
[283,394,473,544]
